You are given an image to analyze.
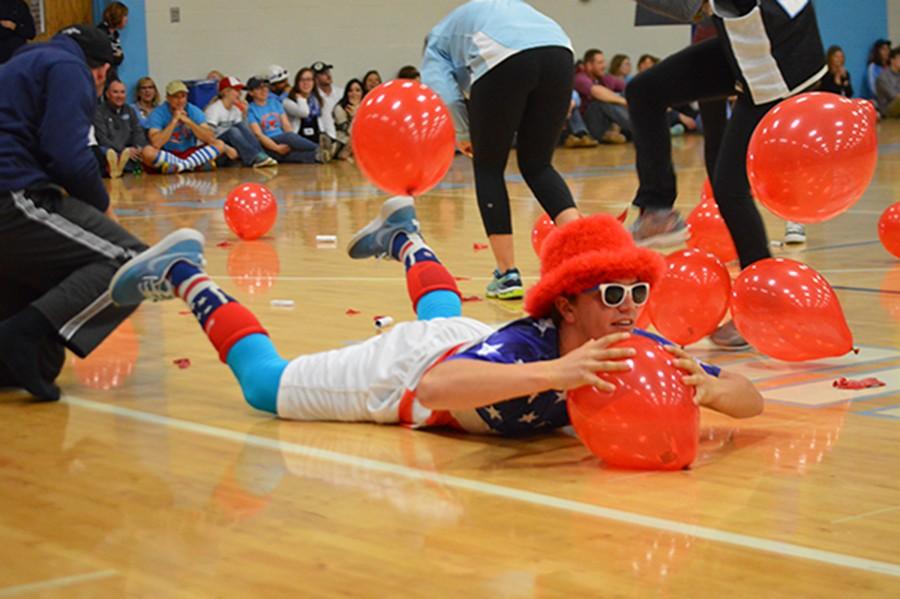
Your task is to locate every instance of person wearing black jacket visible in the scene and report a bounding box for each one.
[0,0,35,63]
[0,25,153,401]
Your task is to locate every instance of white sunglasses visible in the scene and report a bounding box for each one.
[584,282,651,308]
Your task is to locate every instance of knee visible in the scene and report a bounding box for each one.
[141,146,157,163]
[212,140,226,151]
[625,73,659,107]
[242,382,278,414]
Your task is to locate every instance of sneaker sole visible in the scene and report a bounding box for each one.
[109,228,205,306]
[634,228,689,248]
[346,196,415,259]
[486,288,524,300]
[783,235,806,245]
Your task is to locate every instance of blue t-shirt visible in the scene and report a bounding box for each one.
[446,318,721,437]
[146,102,207,152]
[247,97,285,137]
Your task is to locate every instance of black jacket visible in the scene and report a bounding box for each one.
[0,0,35,64]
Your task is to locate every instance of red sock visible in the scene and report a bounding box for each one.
[406,261,460,311]
[204,302,268,363]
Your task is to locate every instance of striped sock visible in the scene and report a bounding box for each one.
[183,145,220,170]
[152,149,187,173]
[392,232,440,270]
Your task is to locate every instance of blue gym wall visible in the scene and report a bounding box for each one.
[93,0,148,99]
[813,0,889,98]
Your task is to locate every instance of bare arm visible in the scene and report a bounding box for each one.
[591,84,627,106]
[417,333,635,411]
[249,122,284,153]
[180,116,217,145]
[666,346,764,418]
[148,116,178,149]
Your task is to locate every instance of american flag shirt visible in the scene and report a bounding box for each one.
[446,318,721,437]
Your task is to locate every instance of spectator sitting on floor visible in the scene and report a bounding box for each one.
[608,53,632,86]
[312,61,341,144]
[876,47,900,118]
[819,45,853,98]
[131,76,160,129]
[266,64,290,100]
[142,80,236,173]
[284,67,323,146]
[362,69,382,94]
[246,76,327,164]
[0,0,35,64]
[397,65,421,80]
[93,79,147,177]
[333,78,364,160]
[206,70,224,82]
[866,39,891,100]
[205,76,276,168]
[574,48,631,142]
[562,90,601,148]
[637,54,659,73]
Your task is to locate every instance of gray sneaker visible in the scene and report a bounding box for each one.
[630,209,688,248]
[709,320,750,351]
[485,268,524,300]
[317,134,334,163]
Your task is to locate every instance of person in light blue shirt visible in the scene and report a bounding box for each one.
[421,0,580,302]
[246,77,323,164]
[141,80,233,173]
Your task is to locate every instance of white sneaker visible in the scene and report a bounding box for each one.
[784,222,806,245]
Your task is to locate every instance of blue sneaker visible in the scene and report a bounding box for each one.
[347,196,420,260]
[110,228,205,306]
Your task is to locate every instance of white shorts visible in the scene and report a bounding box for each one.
[276,317,494,431]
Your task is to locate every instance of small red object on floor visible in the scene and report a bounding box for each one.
[216,241,234,249]
[461,295,482,303]
[178,310,191,316]
[345,308,361,316]
[454,276,471,281]
[472,243,488,251]
[173,358,191,369]
[833,377,885,390]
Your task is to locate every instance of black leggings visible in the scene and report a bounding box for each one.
[469,46,576,236]
[626,38,775,268]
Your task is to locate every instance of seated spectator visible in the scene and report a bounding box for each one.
[866,39,891,100]
[246,77,327,163]
[397,65,420,80]
[362,69,382,94]
[876,47,900,118]
[574,49,631,142]
[142,80,235,173]
[819,45,853,98]
[267,64,290,100]
[206,70,224,82]
[0,0,35,64]
[93,79,147,178]
[284,67,323,145]
[205,76,276,168]
[333,79,364,160]
[608,53,632,86]
[132,76,160,129]
[312,61,341,142]
[637,54,659,74]
[562,90,601,147]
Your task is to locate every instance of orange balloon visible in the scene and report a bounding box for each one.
[732,258,853,361]
[227,241,281,296]
[71,320,139,390]
[648,249,731,346]
[747,92,878,223]
[567,335,698,470]
[352,80,456,196]
[686,180,738,263]
[531,213,555,256]
[224,183,278,240]
[878,202,900,258]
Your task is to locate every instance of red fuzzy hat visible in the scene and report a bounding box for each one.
[524,214,666,318]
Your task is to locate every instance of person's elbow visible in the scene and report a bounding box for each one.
[416,368,457,410]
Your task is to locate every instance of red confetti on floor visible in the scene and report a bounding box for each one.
[345,308,361,316]
[173,358,191,369]
[472,243,488,251]
[216,241,233,249]
[178,310,191,316]
[833,377,886,390]
[454,276,471,281]
[461,295,483,303]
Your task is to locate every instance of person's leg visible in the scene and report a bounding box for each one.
[346,196,461,320]
[626,38,735,213]
[141,146,193,174]
[271,132,318,164]
[598,103,633,138]
[0,188,149,399]
[711,94,775,270]
[468,50,534,285]
[0,277,65,388]
[180,145,222,171]
[698,98,728,179]
[515,47,579,229]
[220,124,263,167]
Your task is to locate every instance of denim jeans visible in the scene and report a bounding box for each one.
[268,132,319,164]
[219,122,266,166]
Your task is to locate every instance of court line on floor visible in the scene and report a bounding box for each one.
[832,505,900,525]
[0,570,118,597]
[62,395,900,579]
[833,285,900,296]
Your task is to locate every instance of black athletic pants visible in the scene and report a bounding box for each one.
[468,46,576,236]
[626,38,775,268]
[0,186,147,361]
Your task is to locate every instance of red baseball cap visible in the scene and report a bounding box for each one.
[218,76,245,93]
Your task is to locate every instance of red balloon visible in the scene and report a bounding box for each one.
[352,80,456,196]
[747,92,878,223]
[227,241,281,296]
[732,258,853,361]
[567,335,699,470]
[531,213,555,256]
[636,305,652,330]
[878,203,900,258]
[224,183,277,240]
[686,180,738,263]
[648,249,731,345]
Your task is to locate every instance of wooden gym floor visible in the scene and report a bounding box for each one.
[1,124,900,597]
